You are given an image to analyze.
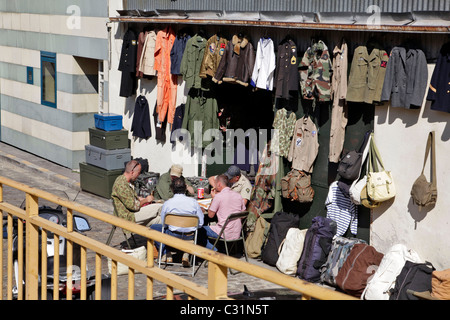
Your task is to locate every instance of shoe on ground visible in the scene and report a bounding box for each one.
[161,252,173,263]
[182,253,191,268]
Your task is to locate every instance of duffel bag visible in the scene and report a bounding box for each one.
[335,243,384,298]
[296,216,337,283]
[361,244,422,300]
[261,212,300,266]
[320,236,367,287]
[245,215,271,259]
[276,228,308,276]
[389,261,435,300]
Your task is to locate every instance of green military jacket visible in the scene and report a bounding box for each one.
[299,40,332,102]
[153,171,197,201]
[180,34,212,91]
[181,89,220,148]
[346,46,389,104]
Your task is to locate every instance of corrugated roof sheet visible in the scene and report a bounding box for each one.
[124,0,450,13]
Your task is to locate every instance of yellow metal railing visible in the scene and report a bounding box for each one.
[0,176,357,300]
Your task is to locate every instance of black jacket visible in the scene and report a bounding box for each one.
[381,47,428,109]
[119,29,138,97]
[274,38,299,99]
[131,95,151,139]
[427,42,450,112]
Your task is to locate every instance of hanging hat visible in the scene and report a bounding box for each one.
[170,164,183,177]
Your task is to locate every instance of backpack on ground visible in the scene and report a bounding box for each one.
[320,236,367,287]
[261,212,300,266]
[276,228,308,276]
[389,261,435,300]
[245,215,271,259]
[361,243,422,300]
[296,216,337,283]
[335,243,384,298]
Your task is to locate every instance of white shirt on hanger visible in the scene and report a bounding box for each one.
[250,37,276,91]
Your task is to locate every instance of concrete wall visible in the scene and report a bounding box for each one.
[372,63,450,270]
[0,1,109,169]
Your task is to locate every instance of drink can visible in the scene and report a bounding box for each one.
[197,187,204,199]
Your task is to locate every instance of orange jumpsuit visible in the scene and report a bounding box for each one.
[154,26,177,125]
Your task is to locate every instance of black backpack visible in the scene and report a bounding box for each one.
[389,261,435,300]
[261,212,300,266]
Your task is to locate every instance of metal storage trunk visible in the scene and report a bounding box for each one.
[88,127,130,150]
[85,144,131,170]
[94,113,123,131]
[79,162,123,199]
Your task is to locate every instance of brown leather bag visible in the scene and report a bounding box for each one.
[335,243,384,298]
[281,169,314,203]
[411,131,437,211]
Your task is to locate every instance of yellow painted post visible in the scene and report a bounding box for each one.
[80,246,87,300]
[66,241,73,300]
[25,193,40,300]
[66,209,73,300]
[53,234,60,300]
[146,239,154,300]
[128,269,135,300]
[7,214,13,300]
[17,218,23,300]
[167,286,174,300]
[95,253,102,300]
[208,262,228,299]
[41,230,48,300]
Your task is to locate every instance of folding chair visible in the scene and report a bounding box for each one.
[106,200,137,249]
[157,212,200,277]
[198,211,249,275]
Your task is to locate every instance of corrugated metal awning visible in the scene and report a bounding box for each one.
[110,9,450,33]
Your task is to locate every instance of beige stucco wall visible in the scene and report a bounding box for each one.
[372,64,450,270]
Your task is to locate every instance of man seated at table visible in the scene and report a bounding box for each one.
[199,174,246,251]
[208,165,252,206]
[111,160,162,227]
[153,164,197,201]
[150,177,204,267]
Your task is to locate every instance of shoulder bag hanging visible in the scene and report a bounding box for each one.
[411,131,437,211]
[366,133,396,202]
[360,143,381,209]
[349,132,372,205]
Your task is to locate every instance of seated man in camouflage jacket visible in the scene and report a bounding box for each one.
[111,160,162,227]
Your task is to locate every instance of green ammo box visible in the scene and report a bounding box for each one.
[88,127,130,150]
[79,162,123,199]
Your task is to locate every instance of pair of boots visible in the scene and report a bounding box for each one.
[158,240,193,268]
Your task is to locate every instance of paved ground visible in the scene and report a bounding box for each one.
[0,142,304,301]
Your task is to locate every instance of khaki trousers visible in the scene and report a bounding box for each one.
[135,203,163,227]
[329,98,348,163]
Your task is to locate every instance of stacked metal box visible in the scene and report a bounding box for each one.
[80,113,131,199]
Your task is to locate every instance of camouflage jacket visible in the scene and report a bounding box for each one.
[270,108,297,158]
[111,174,140,223]
[299,40,332,102]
